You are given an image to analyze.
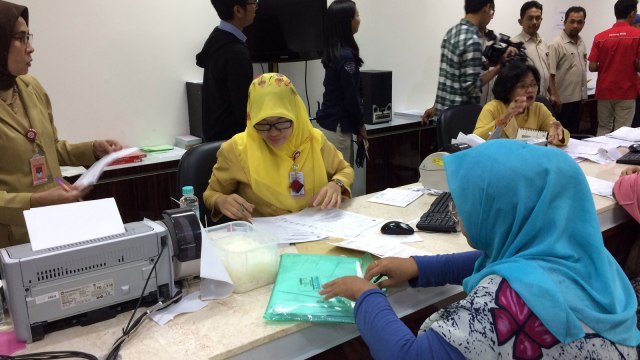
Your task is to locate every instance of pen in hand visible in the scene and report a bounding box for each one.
[372,274,386,284]
[240,203,252,224]
[54,177,71,192]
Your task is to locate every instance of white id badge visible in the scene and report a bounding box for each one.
[30,154,48,186]
[289,171,305,196]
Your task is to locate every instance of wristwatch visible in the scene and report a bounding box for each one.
[332,178,344,189]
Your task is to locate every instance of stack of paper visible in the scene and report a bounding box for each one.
[606,127,640,142]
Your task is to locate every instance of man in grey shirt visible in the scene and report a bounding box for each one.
[512,1,552,103]
[548,6,588,134]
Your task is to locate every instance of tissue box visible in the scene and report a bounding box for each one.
[205,221,280,293]
[175,135,202,150]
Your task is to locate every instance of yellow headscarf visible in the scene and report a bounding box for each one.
[232,73,327,212]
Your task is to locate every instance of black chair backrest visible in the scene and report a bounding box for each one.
[535,95,557,118]
[176,141,224,226]
[436,104,483,149]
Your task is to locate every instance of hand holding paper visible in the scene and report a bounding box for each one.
[74,147,139,189]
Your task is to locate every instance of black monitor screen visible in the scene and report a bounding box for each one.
[244,0,327,63]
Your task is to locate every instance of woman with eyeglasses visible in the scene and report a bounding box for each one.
[320,140,639,359]
[473,62,570,145]
[203,73,354,222]
[0,1,122,248]
[316,0,368,166]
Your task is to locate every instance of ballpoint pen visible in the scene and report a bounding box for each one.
[54,177,71,192]
[372,274,385,284]
[240,204,252,224]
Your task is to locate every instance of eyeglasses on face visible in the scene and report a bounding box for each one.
[253,119,293,132]
[246,0,259,8]
[12,32,33,46]
[516,82,539,90]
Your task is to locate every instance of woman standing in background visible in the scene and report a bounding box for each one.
[316,0,368,166]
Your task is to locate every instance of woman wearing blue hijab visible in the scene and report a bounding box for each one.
[320,140,639,359]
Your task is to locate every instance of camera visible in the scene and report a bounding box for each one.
[482,32,528,67]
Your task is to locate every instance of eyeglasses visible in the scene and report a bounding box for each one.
[253,120,292,132]
[246,0,259,8]
[516,82,539,90]
[12,32,33,46]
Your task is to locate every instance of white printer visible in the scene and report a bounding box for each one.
[0,209,202,343]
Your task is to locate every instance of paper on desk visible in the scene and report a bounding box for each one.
[282,207,384,238]
[199,227,234,300]
[586,176,614,198]
[454,132,485,147]
[332,237,431,258]
[148,147,186,159]
[607,126,640,142]
[367,188,423,207]
[74,147,139,188]
[563,139,621,164]
[24,198,125,251]
[150,291,208,326]
[583,135,637,148]
[251,217,327,243]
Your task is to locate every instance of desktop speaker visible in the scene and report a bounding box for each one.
[361,70,392,125]
[186,82,204,139]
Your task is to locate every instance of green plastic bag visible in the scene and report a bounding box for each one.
[263,253,363,323]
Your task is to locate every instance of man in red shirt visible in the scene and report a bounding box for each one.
[588,0,640,135]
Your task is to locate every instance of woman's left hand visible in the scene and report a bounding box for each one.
[312,181,342,209]
[319,276,376,301]
[547,121,564,144]
[93,139,124,158]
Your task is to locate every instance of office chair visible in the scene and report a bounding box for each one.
[176,141,224,227]
[535,95,557,118]
[436,104,483,149]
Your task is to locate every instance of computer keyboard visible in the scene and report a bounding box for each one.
[416,192,458,233]
[616,151,640,165]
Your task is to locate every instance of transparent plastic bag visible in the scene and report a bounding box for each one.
[263,253,363,323]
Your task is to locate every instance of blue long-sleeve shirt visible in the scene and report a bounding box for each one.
[353,251,482,360]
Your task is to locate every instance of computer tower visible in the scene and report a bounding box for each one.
[361,70,392,124]
[186,82,204,139]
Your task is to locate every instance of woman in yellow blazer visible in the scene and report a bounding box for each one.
[203,73,354,222]
[473,62,570,145]
[0,1,122,247]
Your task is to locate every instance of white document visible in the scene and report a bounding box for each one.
[74,147,139,188]
[150,291,208,326]
[586,176,614,198]
[332,237,431,258]
[454,132,485,147]
[563,139,621,164]
[148,147,186,159]
[607,126,640,142]
[24,198,125,251]
[281,207,384,239]
[583,136,636,148]
[250,217,327,244]
[367,188,423,207]
[199,227,234,300]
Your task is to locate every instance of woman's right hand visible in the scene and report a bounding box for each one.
[621,166,640,176]
[30,184,93,208]
[364,257,419,289]
[215,194,255,222]
[497,96,527,127]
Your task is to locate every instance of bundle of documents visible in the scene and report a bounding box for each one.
[606,126,640,142]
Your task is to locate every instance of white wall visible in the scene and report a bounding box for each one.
[17,0,614,146]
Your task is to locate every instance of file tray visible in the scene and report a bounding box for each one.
[205,221,280,293]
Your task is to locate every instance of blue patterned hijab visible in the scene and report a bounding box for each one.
[444,140,640,346]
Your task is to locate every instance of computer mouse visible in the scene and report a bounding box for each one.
[629,144,640,153]
[380,221,415,235]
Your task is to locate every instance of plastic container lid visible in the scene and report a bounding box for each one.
[182,185,194,196]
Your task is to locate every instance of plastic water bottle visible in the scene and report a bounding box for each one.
[179,186,200,218]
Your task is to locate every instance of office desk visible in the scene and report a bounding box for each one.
[13,188,472,360]
[12,156,629,359]
[354,116,436,195]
